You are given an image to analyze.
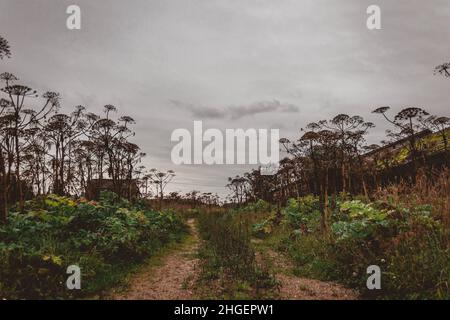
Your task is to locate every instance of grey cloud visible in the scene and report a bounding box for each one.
[170,99,226,119]
[229,100,299,119]
[170,99,299,120]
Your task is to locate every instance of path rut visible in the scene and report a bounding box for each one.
[110,218,200,300]
[258,248,358,300]
[109,219,357,300]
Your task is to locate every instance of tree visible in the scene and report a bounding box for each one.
[281,128,339,232]
[272,113,374,232]
[0,35,12,222]
[0,37,154,223]
[0,74,59,211]
[44,106,87,195]
[146,169,175,209]
[226,175,249,206]
[314,129,339,232]
[373,106,429,177]
[243,168,276,203]
[324,114,373,193]
[346,126,374,198]
[420,115,450,151]
[434,62,450,78]
[87,105,142,196]
[0,98,10,222]
[0,35,11,59]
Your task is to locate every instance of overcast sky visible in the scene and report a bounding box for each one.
[1,0,449,197]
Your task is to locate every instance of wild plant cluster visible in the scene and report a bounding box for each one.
[251,172,450,299]
[0,191,186,299]
[197,209,278,299]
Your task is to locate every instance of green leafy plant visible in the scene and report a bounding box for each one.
[283,196,321,233]
[0,192,187,299]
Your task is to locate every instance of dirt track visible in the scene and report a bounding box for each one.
[110,219,200,300]
[110,219,357,300]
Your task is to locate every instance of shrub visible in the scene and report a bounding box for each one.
[252,218,273,238]
[331,200,392,241]
[0,192,187,299]
[284,195,449,299]
[283,196,321,233]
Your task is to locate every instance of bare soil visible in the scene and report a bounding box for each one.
[259,248,358,300]
[109,219,200,300]
[109,219,357,300]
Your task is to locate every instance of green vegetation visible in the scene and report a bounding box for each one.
[0,192,187,299]
[196,208,278,299]
[376,128,450,169]
[252,194,449,299]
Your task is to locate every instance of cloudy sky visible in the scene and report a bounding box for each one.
[1,0,449,197]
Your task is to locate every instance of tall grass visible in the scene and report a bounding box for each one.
[196,210,278,298]
[263,171,450,299]
[376,168,450,226]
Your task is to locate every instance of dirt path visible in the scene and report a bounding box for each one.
[258,248,358,300]
[109,218,356,300]
[110,219,200,300]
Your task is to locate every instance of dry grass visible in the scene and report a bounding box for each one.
[376,168,450,226]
